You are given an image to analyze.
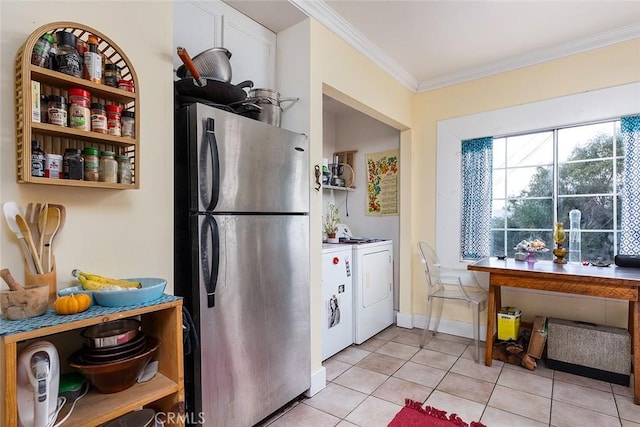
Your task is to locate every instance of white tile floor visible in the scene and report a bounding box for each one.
[262,326,640,427]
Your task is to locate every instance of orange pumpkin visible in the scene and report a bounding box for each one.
[54,293,92,315]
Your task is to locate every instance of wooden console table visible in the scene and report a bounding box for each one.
[468,257,640,404]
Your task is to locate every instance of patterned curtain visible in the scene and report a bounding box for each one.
[620,115,640,254]
[460,137,493,259]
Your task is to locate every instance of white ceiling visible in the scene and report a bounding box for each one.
[224,0,640,93]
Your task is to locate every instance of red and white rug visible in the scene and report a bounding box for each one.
[388,399,486,427]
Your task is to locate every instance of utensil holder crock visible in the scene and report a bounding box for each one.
[25,259,57,308]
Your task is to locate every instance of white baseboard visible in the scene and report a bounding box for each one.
[306,366,326,397]
[412,314,486,342]
[395,311,413,329]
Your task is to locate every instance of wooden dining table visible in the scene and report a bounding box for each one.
[468,257,640,404]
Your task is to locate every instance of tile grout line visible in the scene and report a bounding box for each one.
[295,326,635,426]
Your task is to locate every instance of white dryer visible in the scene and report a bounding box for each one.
[352,240,394,344]
[321,244,353,360]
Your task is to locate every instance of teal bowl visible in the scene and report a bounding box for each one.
[92,278,167,307]
[59,278,166,307]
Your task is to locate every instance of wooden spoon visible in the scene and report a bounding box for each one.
[2,202,37,274]
[37,202,49,260]
[15,214,44,274]
[25,202,42,250]
[48,203,66,231]
[41,207,61,273]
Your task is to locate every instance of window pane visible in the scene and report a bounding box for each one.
[558,159,613,195]
[507,198,553,229]
[493,169,505,199]
[558,122,614,162]
[615,121,623,157]
[493,137,506,168]
[582,231,614,261]
[507,166,553,198]
[505,132,553,167]
[616,158,624,192]
[491,200,506,228]
[617,195,622,230]
[491,230,505,256]
[557,197,581,228]
[558,196,613,230]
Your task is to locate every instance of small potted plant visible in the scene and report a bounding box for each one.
[324,203,340,243]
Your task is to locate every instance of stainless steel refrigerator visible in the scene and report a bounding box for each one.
[174,103,310,426]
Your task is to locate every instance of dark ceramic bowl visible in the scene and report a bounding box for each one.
[82,332,146,356]
[81,335,147,365]
[69,335,160,393]
[81,319,141,349]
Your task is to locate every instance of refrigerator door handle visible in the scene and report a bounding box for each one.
[205,117,220,211]
[202,215,220,307]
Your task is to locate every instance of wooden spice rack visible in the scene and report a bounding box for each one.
[14,21,140,189]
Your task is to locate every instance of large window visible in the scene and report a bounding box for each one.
[491,120,623,261]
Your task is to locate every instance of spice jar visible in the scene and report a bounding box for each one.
[48,45,57,70]
[84,34,102,83]
[106,104,122,136]
[99,151,117,183]
[44,153,62,179]
[117,79,134,92]
[83,147,99,181]
[104,64,121,88]
[55,31,82,77]
[63,148,84,180]
[68,88,91,131]
[90,103,107,134]
[116,155,132,184]
[121,111,135,138]
[31,33,54,67]
[47,96,67,127]
[31,140,46,177]
[40,95,49,124]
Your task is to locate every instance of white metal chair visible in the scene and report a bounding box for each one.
[417,241,488,363]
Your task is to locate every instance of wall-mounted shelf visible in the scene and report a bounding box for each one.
[15,21,140,189]
[322,184,354,192]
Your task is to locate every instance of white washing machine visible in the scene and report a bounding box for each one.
[352,240,394,344]
[321,244,353,360]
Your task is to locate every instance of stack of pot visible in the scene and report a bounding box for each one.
[236,88,298,128]
[175,47,254,106]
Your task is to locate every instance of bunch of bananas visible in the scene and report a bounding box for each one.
[72,269,141,291]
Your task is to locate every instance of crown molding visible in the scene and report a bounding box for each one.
[418,23,640,92]
[290,0,419,92]
[290,1,640,94]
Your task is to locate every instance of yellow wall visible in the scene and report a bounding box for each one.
[0,2,174,422]
[308,20,415,373]
[412,39,640,325]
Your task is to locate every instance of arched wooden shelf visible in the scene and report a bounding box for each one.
[15,21,140,189]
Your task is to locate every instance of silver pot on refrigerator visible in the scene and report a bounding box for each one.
[237,88,298,127]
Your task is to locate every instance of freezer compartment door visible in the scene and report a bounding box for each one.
[190,103,310,213]
[195,213,310,426]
